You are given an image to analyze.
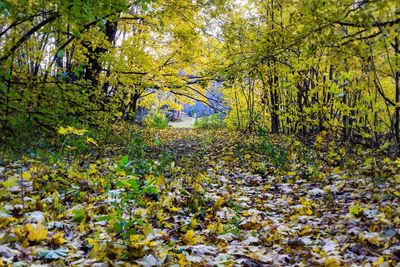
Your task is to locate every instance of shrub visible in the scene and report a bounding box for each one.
[194,114,225,129]
[257,127,288,169]
[143,111,169,129]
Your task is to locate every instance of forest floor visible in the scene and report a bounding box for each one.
[0,128,399,266]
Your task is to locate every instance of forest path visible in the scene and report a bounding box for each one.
[0,129,398,266]
[149,129,400,266]
[168,116,196,128]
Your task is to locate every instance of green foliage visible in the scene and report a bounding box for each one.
[143,112,169,129]
[72,208,86,223]
[194,114,225,130]
[257,128,287,169]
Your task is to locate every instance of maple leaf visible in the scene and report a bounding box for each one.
[26,224,48,242]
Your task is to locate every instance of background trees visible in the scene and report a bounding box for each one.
[0,0,213,136]
[1,0,399,153]
[215,0,399,152]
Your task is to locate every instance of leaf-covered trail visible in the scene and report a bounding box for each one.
[0,129,399,266]
[153,129,400,266]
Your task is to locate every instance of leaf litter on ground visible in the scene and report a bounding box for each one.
[0,128,399,266]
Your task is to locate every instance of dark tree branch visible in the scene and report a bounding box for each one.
[0,14,58,64]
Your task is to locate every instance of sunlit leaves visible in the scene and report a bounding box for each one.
[26,224,48,242]
[182,230,199,245]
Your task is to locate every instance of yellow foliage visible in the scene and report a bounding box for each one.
[324,257,341,267]
[182,230,199,245]
[22,171,31,180]
[85,137,98,146]
[51,232,67,245]
[26,224,48,242]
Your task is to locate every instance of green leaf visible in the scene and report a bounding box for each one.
[57,49,65,58]
[38,248,68,260]
[120,155,129,168]
[128,179,139,192]
[72,208,86,223]
[143,185,157,195]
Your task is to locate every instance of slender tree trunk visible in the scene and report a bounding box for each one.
[394,36,400,151]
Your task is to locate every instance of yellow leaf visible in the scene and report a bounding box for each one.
[86,137,98,146]
[88,238,101,258]
[182,229,198,245]
[324,257,341,267]
[287,171,296,176]
[3,177,18,188]
[244,154,251,160]
[349,203,363,217]
[72,128,88,136]
[13,226,26,239]
[26,223,48,242]
[51,232,67,245]
[316,135,324,144]
[169,206,179,212]
[372,256,385,266]
[190,217,197,228]
[214,197,224,209]
[22,171,31,180]
[305,209,313,215]
[142,224,153,236]
[177,254,187,267]
[58,127,68,135]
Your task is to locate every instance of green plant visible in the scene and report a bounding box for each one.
[257,128,287,169]
[143,111,169,129]
[109,155,160,239]
[57,126,98,156]
[194,114,225,129]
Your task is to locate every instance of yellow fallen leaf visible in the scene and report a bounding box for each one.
[51,232,67,245]
[324,257,341,267]
[26,223,48,242]
[142,224,154,236]
[214,197,224,209]
[316,135,324,144]
[372,256,385,266]
[169,206,179,212]
[182,229,198,245]
[13,226,26,240]
[3,177,18,188]
[22,171,31,180]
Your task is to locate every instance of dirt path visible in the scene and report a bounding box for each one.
[168,116,196,128]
